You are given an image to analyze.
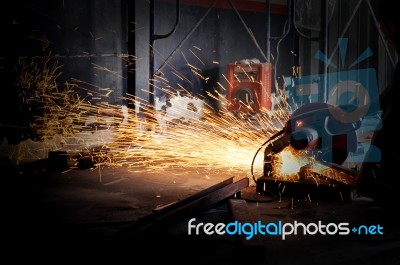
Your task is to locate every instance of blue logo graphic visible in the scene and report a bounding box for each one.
[286,38,381,163]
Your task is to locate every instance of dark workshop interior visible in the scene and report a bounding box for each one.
[1,0,400,263]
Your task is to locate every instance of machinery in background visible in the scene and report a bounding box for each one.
[226,62,273,114]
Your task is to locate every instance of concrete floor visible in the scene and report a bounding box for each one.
[3,159,400,264]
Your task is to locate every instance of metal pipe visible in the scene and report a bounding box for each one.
[155,0,217,74]
[292,0,319,41]
[318,0,329,103]
[153,0,180,40]
[265,0,271,63]
[149,0,180,107]
[149,0,156,108]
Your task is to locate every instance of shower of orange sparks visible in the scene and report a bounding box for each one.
[14,54,354,186]
[12,42,297,182]
[14,77,290,180]
[103,92,289,179]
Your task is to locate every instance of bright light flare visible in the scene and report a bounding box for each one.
[272,146,309,180]
[271,146,355,186]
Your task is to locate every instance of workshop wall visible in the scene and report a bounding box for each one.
[1,0,128,145]
[1,0,293,146]
[296,0,397,94]
[150,0,295,105]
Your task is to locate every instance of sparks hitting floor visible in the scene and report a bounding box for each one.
[3,161,400,264]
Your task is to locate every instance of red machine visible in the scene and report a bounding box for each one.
[226,63,272,113]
